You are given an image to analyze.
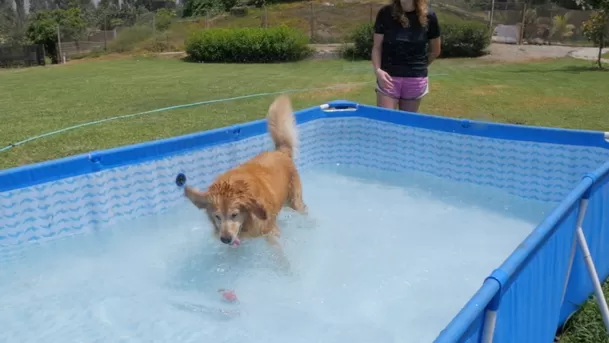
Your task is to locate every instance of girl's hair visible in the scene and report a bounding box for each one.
[391,0,428,27]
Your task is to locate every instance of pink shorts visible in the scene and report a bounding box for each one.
[376,76,429,100]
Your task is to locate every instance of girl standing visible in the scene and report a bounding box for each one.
[372,0,442,112]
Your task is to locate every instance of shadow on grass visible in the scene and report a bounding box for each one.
[180,55,198,63]
[509,64,609,74]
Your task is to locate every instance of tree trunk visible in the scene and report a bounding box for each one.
[598,32,604,69]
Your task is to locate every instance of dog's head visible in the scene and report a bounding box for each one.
[184,180,267,246]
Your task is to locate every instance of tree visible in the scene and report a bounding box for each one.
[550,13,576,43]
[155,8,176,31]
[582,10,609,68]
[577,0,609,68]
[0,0,15,41]
[25,7,88,63]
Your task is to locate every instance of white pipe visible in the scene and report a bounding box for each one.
[561,236,577,306]
[481,309,497,343]
[576,223,609,334]
[561,199,589,306]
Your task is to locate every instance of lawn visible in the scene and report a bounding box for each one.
[1,57,608,171]
[1,56,609,340]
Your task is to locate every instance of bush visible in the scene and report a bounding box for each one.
[108,26,154,53]
[220,0,239,11]
[230,6,248,17]
[185,26,311,63]
[440,21,491,58]
[349,22,374,60]
[155,8,176,32]
[343,20,490,60]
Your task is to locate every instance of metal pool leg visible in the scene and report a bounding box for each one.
[480,270,507,343]
[481,309,498,343]
[563,197,609,334]
[560,199,587,308]
[575,202,609,334]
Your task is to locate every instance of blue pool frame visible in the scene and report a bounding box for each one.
[1,100,609,342]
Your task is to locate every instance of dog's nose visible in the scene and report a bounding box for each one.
[220,236,232,244]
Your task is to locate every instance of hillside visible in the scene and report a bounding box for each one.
[66,0,478,57]
[210,0,473,43]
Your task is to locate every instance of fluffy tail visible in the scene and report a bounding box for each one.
[267,95,298,159]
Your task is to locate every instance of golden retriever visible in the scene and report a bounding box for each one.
[184,95,307,257]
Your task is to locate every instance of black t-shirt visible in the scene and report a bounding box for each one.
[374,5,441,78]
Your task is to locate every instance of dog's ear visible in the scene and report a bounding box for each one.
[245,197,268,220]
[184,186,210,209]
[231,180,268,220]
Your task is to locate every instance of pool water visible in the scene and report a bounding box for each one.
[0,165,555,343]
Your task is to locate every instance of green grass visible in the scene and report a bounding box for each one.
[1,57,608,170]
[603,51,609,59]
[560,283,609,343]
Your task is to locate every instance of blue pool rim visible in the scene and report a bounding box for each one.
[1,100,609,342]
[2,100,608,193]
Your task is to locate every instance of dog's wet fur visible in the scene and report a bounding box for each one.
[184,95,307,261]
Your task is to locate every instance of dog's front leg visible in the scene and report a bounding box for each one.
[265,234,292,273]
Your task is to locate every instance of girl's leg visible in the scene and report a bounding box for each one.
[398,77,428,113]
[398,99,422,113]
[375,78,401,109]
[377,91,399,109]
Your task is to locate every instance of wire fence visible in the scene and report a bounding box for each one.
[200,0,597,46]
[1,0,599,65]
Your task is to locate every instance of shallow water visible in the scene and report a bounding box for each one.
[0,164,555,343]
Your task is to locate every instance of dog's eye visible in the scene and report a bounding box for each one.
[230,213,238,219]
[214,214,221,221]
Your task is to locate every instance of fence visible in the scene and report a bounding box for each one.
[56,11,173,60]
[202,0,597,46]
[0,44,45,67]
[2,0,599,63]
[57,29,118,60]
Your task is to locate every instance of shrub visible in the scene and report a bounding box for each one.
[155,8,176,32]
[220,0,239,11]
[343,20,490,60]
[230,6,248,17]
[582,10,609,68]
[108,26,154,53]
[182,0,224,17]
[349,22,374,60]
[185,26,311,63]
[440,21,491,58]
[141,34,183,52]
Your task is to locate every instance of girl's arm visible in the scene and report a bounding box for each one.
[372,33,384,73]
[427,12,442,65]
[428,37,441,65]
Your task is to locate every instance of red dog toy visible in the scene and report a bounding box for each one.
[218,289,238,303]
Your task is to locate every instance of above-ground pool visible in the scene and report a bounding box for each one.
[1,100,609,342]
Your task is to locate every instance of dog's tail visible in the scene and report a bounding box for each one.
[267,95,298,159]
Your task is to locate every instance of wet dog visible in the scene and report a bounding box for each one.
[184,95,307,263]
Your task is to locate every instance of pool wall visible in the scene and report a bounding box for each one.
[1,100,609,342]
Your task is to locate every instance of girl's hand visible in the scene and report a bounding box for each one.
[375,68,393,91]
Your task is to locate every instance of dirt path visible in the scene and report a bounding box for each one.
[568,47,609,64]
[123,43,606,64]
[479,44,578,62]
[308,43,607,63]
